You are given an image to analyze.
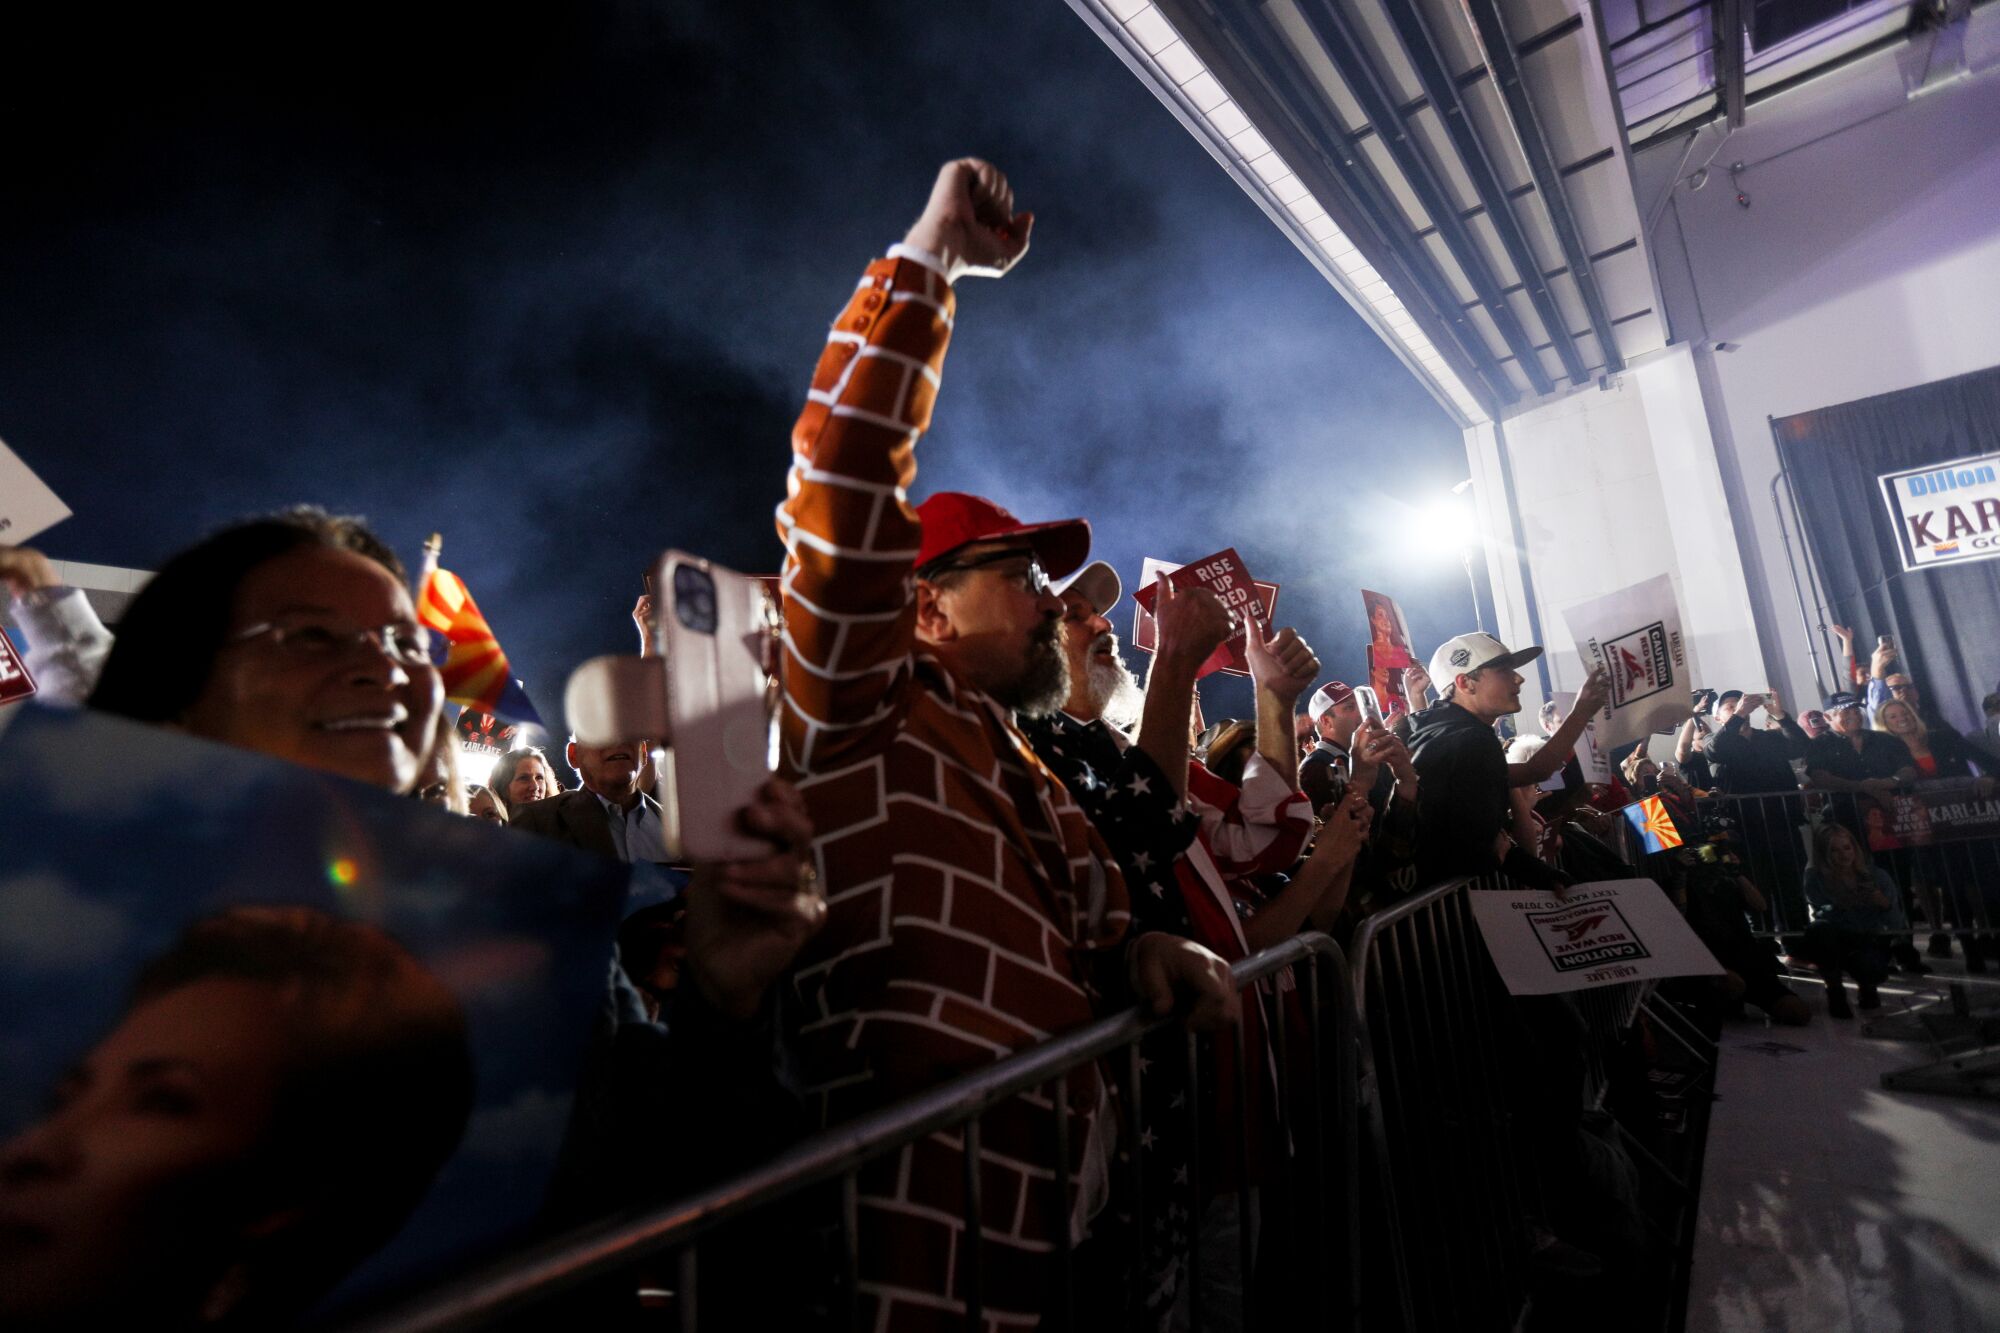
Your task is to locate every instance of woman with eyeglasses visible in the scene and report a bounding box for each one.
[89,507,447,795]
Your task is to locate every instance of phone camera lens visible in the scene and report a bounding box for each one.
[673,566,719,635]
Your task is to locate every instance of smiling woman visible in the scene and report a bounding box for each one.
[86,508,447,796]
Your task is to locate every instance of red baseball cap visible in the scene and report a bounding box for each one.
[914,492,1091,581]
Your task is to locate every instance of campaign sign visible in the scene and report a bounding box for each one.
[1878,451,2000,572]
[1560,574,1692,748]
[0,628,36,706]
[1361,589,1416,715]
[0,437,71,544]
[1550,689,1612,784]
[1857,779,2000,851]
[1131,548,1279,678]
[0,706,629,1325]
[455,707,548,776]
[1467,878,1722,995]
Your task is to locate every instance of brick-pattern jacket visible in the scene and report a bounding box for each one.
[778,247,1135,1329]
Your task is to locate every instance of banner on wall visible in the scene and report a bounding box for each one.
[1559,574,1692,749]
[1878,451,2000,572]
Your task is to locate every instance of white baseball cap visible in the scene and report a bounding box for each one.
[1306,681,1355,722]
[1427,631,1543,696]
[1054,560,1121,616]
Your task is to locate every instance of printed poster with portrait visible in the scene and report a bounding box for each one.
[1360,589,1415,715]
[0,706,629,1327]
[1559,574,1693,748]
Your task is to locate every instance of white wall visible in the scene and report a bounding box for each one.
[1634,20,2000,710]
[1467,344,1765,717]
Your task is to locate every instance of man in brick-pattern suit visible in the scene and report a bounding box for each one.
[777,159,1239,1330]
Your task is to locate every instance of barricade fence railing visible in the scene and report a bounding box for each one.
[344,871,1691,1333]
[340,933,1359,1333]
[1349,873,1673,1333]
[1693,782,2000,940]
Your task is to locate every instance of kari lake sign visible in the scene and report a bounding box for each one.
[1880,452,2000,572]
[1467,879,1722,995]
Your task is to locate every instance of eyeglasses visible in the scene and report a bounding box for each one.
[930,547,1052,596]
[1890,683,1916,694]
[229,619,435,669]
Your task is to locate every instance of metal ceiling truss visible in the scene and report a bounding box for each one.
[1287,0,1560,395]
[1715,0,1747,126]
[1364,0,1591,385]
[1158,0,1519,411]
[1457,0,1628,374]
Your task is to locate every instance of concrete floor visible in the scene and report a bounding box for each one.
[1687,968,2000,1332]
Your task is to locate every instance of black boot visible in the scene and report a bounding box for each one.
[1965,937,1990,974]
[1928,931,1954,959]
[1892,940,1929,974]
[1856,978,1882,1011]
[1824,970,1853,1018]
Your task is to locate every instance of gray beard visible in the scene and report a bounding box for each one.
[1086,643,1144,730]
[1001,630,1072,718]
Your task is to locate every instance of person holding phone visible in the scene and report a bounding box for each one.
[1706,687,1809,793]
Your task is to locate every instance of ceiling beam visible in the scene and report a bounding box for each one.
[1366,0,1590,385]
[1286,0,1558,394]
[1159,0,1519,410]
[1715,0,1747,127]
[1458,0,1628,374]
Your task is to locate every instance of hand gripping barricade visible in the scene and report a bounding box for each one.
[332,936,1361,1333]
[1348,873,1718,1333]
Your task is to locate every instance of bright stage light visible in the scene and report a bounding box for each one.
[1411,495,1475,556]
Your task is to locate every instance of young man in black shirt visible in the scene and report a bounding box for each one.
[1408,631,1564,892]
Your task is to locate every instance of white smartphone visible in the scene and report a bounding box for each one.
[564,550,780,863]
[660,552,781,862]
[1354,685,1385,729]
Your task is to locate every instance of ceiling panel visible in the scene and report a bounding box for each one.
[1409,106,1482,213]
[1593,249,1659,323]
[1462,80,1535,194]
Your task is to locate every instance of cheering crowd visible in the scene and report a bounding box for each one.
[3,159,1997,1331]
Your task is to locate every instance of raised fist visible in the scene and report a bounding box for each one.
[904,159,1035,282]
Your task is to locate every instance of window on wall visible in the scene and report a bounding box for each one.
[1750,0,1872,51]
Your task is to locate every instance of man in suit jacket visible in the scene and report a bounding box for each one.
[511,736,670,865]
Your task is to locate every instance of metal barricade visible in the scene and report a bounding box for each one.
[1348,874,1660,1333]
[339,933,1358,1333]
[1694,786,2000,940]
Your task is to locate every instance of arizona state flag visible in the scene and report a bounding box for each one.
[1623,794,1685,854]
[416,566,542,724]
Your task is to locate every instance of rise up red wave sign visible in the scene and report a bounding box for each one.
[0,629,38,706]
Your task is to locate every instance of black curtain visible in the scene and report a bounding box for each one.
[1774,364,2000,735]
